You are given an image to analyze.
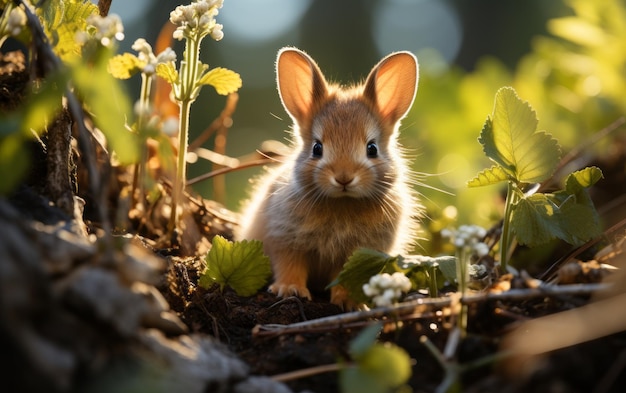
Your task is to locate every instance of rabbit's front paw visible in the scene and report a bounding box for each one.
[269,282,312,300]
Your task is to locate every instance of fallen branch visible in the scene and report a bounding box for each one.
[253,283,609,337]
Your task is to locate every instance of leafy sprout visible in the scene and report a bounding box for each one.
[468,87,603,270]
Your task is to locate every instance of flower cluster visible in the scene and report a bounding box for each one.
[131,38,177,76]
[362,272,412,307]
[441,224,489,258]
[78,14,125,47]
[170,0,224,41]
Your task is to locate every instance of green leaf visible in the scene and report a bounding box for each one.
[467,164,510,187]
[330,249,400,304]
[479,87,561,183]
[511,194,563,246]
[557,196,602,245]
[399,254,457,283]
[199,235,272,297]
[565,166,603,194]
[341,328,412,393]
[108,53,144,79]
[198,67,242,95]
[156,62,179,85]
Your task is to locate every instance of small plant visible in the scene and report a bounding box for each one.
[198,235,271,296]
[440,225,489,296]
[340,323,412,393]
[155,0,242,235]
[332,248,457,306]
[441,224,489,336]
[468,87,603,270]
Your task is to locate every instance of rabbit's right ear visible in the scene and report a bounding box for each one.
[276,48,328,126]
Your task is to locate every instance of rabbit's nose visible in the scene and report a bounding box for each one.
[334,176,354,187]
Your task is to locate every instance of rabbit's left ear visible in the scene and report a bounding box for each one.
[363,51,418,125]
[276,47,329,128]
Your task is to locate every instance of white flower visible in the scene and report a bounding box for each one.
[474,242,489,257]
[7,7,26,37]
[210,23,224,41]
[85,14,125,47]
[363,272,412,307]
[157,47,177,63]
[169,0,225,41]
[132,38,152,54]
[443,224,489,257]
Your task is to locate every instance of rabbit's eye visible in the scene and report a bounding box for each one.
[366,140,378,158]
[312,140,323,158]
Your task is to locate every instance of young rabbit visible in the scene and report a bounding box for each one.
[237,47,421,308]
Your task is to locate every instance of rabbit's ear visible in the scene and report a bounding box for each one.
[276,47,329,127]
[363,51,418,126]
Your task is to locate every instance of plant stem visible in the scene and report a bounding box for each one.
[456,248,468,337]
[168,34,201,235]
[169,97,192,234]
[132,72,153,207]
[500,181,517,270]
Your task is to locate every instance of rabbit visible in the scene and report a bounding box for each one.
[236,47,422,308]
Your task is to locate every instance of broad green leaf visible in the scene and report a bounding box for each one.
[156,62,178,85]
[511,194,563,246]
[467,164,510,187]
[198,67,242,95]
[199,236,271,297]
[330,248,400,304]
[108,53,144,79]
[479,87,561,183]
[435,256,457,283]
[565,166,603,194]
[557,196,601,246]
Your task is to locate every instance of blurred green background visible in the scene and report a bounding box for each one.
[110,0,626,246]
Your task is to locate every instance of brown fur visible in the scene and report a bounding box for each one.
[236,47,422,308]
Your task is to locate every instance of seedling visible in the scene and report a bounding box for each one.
[468,87,603,270]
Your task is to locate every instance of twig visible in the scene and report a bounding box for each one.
[97,0,112,16]
[253,283,609,337]
[271,363,344,383]
[186,158,274,186]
